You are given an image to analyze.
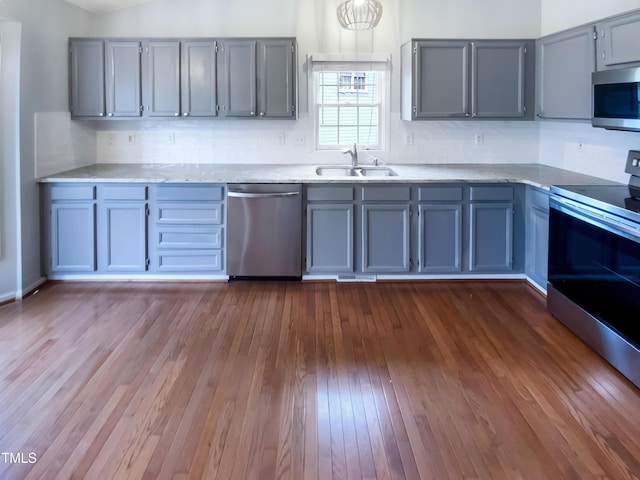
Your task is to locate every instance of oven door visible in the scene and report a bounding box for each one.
[548,196,640,347]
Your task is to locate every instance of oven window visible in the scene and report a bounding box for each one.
[549,207,640,347]
[594,82,640,119]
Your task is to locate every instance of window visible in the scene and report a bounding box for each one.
[311,56,389,150]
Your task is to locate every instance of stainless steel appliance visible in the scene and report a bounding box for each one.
[227,184,302,279]
[548,150,640,388]
[592,66,640,132]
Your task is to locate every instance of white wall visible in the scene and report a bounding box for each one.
[538,1,640,183]
[0,0,94,298]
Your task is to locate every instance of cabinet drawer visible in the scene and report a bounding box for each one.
[156,249,223,272]
[470,185,514,201]
[155,203,223,224]
[155,185,224,201]
[156,226,223,249]
[361,186,411,202]
[100,185,147,201]
[418,186,463,202]
[50,185,96,201]
[306,186,354,202]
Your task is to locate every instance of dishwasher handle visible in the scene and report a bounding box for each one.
[227,190,301,199]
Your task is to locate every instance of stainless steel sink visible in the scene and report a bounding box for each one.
[315,165,397,177]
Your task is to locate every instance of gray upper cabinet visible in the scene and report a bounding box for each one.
[596,10,640,70]
[219,38,295,118]
[181,40,218,117]
[105,40,142,118]
[536,26,595,119]
[401,39,533,120]
[142,40,181,117]
[69,39,105,118]
[472,42,526,118]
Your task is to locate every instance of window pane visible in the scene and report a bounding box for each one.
[338,127,358,145]
[358,107,378,125]
[339,107,358,126]
[319,126,339,145]
[358,126,378,145]
[319,106,339,126]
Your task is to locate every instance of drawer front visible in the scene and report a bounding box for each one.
[470,185,514,201]
[50,185,96,201]
[155,185,224,201]
[418,186,463,202]
[100,185,147,201]
[361,186,411,202]
[155,250,223,272]
[156,203,223,225]
[306,186,354,202]
[156,226,223,249]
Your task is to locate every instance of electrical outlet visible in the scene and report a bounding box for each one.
[404,132,414,146]
[295,135,305,145]
[577,138,587,154]
[278,132,286,145]
[475,133,484,145]
[107,133,116,146]
[167,132,175,144]
[126,133,136,145]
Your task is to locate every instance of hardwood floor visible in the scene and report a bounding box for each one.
[0,280,639,480]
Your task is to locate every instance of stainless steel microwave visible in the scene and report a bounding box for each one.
[592,66,640,132]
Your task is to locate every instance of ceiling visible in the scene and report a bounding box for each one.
[63,0,152,14]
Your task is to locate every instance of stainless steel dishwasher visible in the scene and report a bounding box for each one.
[227,184,302,279]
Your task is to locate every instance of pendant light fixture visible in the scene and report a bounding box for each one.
[337,0,383,31]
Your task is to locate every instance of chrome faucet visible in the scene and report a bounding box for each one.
[342,143,358,166]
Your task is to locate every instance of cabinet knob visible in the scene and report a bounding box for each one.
[260,112,265,116]
[99,113,104,117]
[108,113,113,117]
[250,111,255,116]
[183,112,189,117]
[537,113,543,117]
[465,113,470,117]
[174,113,179,116]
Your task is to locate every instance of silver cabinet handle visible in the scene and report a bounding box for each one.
[228,191,300,198]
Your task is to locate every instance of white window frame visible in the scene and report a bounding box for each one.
[310,54,390,152]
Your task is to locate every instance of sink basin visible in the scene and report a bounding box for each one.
[315,166,360,176]
[315,165,397,177]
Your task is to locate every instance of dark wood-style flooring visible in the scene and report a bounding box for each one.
[0,281,639,479]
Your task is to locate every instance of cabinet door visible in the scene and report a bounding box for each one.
[69,39,105,118]
[472,41,525,117]
[414,41,470,118]
[361,205,410,273]
[597,11,640,70]
[306,204,354,273]
[99,202,148,272]
[258,39,295,117]
[143,41,181,117]
[470,202,513,272]
[105,40,142,117]
[537,26,595,119]
[219,40,257,117]
[50,203,96,273]
[181,40,218,117]
[526,205,549,288]
[419,204,462,273]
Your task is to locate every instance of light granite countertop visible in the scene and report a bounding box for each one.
[38,163,623,189]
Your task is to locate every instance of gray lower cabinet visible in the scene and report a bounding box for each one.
[596,10,640,70]
[419,204,462,273]
[525,186,549,288]
[97,185,148,272]
[47,185,97,274]
[536,26,595,120]
[361,204,410,273]
[401,39,533,120]
[150,184,225,273]
[469,186,514,272]
[305,186,355,273]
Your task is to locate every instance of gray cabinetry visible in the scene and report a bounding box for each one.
[361,186,411,273]
[150,184,225,273]
[181,40,218,117]
[105,40,142,117]
[418,186,463,273]
[469,186,514,272]
[69,39,105,118]
[596,10,640,70]
[536,26,595,119]
[219,38,295,118]
[305,186,354,273]
[97,185,148,272]
[401,39,533,120]
[47,185,97,274]
[142,40,181,117]
[525,186,549,289]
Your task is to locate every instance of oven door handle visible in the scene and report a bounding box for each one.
[550,196,640,244]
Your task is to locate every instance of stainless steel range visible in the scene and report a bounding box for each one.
[548,150,640,389]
